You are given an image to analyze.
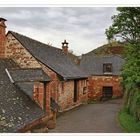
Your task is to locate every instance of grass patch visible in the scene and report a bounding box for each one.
[118,108,140,133]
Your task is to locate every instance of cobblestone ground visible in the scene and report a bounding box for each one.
[49,99,124,133]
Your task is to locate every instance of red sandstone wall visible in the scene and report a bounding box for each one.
[0,23,6,58]
[58,80,74,110]
[78,80,88,103]
[34,82,44,109]
[58,79,88,111]
[6,33,41,68]
[41,64,59,102]
[34,82,51,114]
[88,76,123,100]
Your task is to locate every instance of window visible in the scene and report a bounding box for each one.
[103,63,112,73]
[102,86,113,98]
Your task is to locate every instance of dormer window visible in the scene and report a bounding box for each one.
[103,63,112,74]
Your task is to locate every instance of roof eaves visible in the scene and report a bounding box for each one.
[6,68,51,83]
[65,76,88,80]
[91,73,121,76]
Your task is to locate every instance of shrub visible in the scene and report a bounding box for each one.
[118,108,140,132]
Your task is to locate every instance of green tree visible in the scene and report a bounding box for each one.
[106,7,140,44]
[106,7,140,120]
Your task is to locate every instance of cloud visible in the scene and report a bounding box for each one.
[0,7,117,55]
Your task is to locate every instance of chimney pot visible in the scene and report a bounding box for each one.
[62,40,68,55]
[0,18,7,27]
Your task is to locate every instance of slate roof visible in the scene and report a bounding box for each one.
[8,31,88,80]
[80,55,125,76]
[6,68,51,100]
[0,59,45,133]
[15,82,34,99]
[7,68,51,82]
[67,52,80,65]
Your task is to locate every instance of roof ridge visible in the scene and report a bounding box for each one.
[8,30,62,51]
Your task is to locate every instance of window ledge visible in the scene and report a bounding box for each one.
[103,72,113,75]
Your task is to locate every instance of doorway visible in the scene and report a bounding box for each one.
[74,80,78,102]
[102,86,113,99]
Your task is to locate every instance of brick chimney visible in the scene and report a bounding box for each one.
[0,18,7,58]
[62,40,68,55]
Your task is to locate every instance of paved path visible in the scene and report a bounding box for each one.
[49,99,123,133]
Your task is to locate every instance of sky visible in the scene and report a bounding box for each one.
[0,7,117,55]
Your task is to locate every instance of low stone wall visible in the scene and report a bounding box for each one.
[18,113,55,133]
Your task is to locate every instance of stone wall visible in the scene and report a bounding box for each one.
[41,63,59,109]
[58,79,88,111]
[6,33,41,68]
[88,75,123,100]
[58,80,74,110]
[78,80,88,103]
[33,82,51,114]
[0,22,6,58]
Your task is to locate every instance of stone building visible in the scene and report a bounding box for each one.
[5,31,88,112]
[80,54,125,100]
[1,17,88,119]
[0,18,52,132]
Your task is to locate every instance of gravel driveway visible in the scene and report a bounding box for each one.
[49,99,123,133]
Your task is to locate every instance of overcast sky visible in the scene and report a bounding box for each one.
[0,7,117,55]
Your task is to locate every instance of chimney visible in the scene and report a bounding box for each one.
[0,18,7,58]
[62,40,68,55]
